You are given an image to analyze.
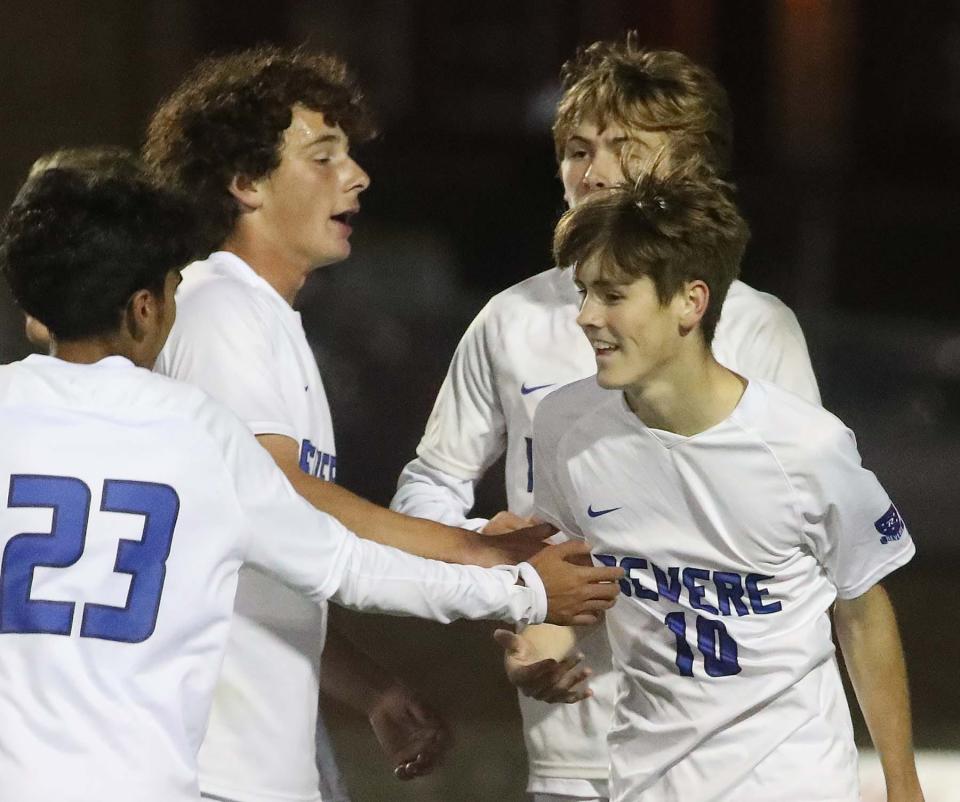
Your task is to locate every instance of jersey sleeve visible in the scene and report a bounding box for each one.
[531,393,585,540]
[727,301,821,405]
[156,282,295,440]
[411,301,507,481]
[208,402,547,626]
[794,421,915,599]
[390,457,489,530]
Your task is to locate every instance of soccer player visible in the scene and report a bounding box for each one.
[391,39,820,802]
[143,47,575,801]
[532,165,922,801]
[0,160,623,802]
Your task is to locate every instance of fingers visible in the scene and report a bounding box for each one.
[523,652,594,704]
[582,581,622,601]
[493,628,524,656]
[391,723,449,780]
[513,522,559,542]
[394,749,433,780]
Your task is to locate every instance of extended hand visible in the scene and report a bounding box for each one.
[529,540,623,625]
[481,511,538,535]
[367,684,450,781]
[493,628,593,704]
[469,521,557,566]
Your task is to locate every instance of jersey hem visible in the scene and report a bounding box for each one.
[527,763,610,780]
[246,420,299,441]
[835,538,916,600]
[199,776,323,802]
[527,774,609,796]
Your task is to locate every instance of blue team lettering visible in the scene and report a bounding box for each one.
[594,553,782,616]
[299,439,337,481]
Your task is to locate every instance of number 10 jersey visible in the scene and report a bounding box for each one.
[533,377,915,801]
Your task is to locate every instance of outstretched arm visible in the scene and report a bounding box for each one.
[259,434,546,567]
[834,584,924,802]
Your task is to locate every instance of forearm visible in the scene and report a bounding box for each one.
[289,471,489,562]
[330,530,547,627]
[320,617,397,715]
[834,585,922,798]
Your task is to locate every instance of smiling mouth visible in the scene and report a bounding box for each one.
[590,339,618,356]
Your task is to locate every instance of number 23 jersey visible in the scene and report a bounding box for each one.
[533,377,915,801]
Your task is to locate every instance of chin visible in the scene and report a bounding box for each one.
[595,370,626,390]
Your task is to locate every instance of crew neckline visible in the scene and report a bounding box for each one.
[616,377,757,449]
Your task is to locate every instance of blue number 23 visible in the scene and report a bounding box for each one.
[1,475,179,643]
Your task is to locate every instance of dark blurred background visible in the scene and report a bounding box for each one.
[1,2,958,799]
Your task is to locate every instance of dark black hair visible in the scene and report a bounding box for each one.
[1,157,200,340]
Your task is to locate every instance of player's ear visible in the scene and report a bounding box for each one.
[228,174,264,211]
[677,279,709,336]
[123,288,160,342]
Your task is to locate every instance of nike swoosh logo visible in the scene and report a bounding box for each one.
[587,505,621,518]
[520,382,556,395]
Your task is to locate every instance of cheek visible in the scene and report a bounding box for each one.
[560,162,583,198]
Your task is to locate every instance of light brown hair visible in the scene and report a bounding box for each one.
[553,162,749,344]
[553,34,733,175]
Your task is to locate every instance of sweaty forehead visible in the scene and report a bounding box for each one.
[285,106,347,148]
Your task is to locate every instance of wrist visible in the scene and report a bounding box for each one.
[365,678,406,718]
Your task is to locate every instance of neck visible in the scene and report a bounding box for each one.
[222,227,310,306]
[622,346,746,436]
[52,337,134,366]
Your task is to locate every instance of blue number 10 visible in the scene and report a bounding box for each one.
[1,475,179,643]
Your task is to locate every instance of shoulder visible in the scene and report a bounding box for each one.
[718,280,804,338]
[482,267,575,324]
[535,376,607,437]
[740,380,852,469]
[176,255,274,324]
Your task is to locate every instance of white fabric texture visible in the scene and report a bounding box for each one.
[391,267,822,793]
[0,355,543,802]
[156,251,339,802]
[533,377,914,801]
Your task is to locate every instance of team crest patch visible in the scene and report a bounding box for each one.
[874,504,905,544]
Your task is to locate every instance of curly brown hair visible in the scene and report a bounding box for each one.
[553,161,749,344]
[553,34,732,176]
[143,47,376,253]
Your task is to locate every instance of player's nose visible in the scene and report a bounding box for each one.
[583,153,620,192]
[576,295,603,330]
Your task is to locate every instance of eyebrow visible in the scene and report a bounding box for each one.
[305,132,345,147]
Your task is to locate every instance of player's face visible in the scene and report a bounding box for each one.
[575,256,685,391]
[255,106,370,269]
[560,120,672,208]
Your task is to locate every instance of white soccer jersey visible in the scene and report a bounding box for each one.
[391,266,821,796]
[533,377,915,802]
[0,355,546,802]
[156,251,340,802]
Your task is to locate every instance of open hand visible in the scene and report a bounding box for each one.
[493,628,593,704]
